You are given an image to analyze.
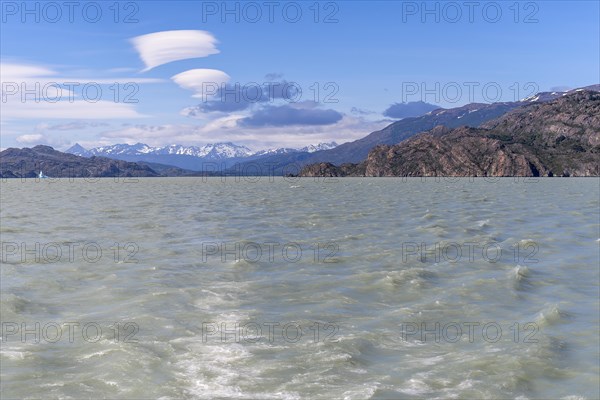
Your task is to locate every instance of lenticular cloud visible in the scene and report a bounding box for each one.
[171,69,231,98]
[131,30,220,71]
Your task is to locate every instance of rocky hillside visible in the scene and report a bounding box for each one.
[299,91,600,177]
[233,87,600,175]
[0,145,160,178]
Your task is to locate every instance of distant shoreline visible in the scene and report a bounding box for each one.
[2,176,598,180]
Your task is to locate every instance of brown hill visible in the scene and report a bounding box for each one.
[299,91,600,177]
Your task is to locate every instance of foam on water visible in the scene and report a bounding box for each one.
[1,178,598,399]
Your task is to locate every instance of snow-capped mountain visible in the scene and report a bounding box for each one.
[89,143,155,156]
[64,141,340,171]
[151,143,254,158]
[519,85,600,103]
[251,147,298,157]
[67,141,339,159]
[299,142,338,153]
[252,142,339,156]
[68,142,254,160]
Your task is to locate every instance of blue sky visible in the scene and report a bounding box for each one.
[1,0,598,151]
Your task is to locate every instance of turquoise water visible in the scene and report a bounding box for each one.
[1,177,599,399]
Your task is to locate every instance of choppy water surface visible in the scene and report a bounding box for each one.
[1,177,598,399]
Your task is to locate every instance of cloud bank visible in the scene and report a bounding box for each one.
[238,102,343,127]
[383,101,440,119]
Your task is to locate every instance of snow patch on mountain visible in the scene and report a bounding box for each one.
[300,142,339,153]
[66,141,339,160]
[254,142,339,156]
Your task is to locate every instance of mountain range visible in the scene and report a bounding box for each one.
[64,85,598,175]
[231,85,600,175]
[299,90,600,177]
[2,85,598,178]
[66,142,339,171]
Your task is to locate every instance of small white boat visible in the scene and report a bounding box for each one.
[38,170,48,179]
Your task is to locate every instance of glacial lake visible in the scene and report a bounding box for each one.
[1,177,598,399]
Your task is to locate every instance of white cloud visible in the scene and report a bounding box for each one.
[16,134,44,144]
[106,67,138,74]
[2,100,145,120]
[0,62,150,121]
[200,114,245,131]
[93,115,389,150]
[171,69,230,98]
[0,62,73,98]
[60,77,163,84]
[131,30,220,71]
[14,131,70,148]
[47,121,110,131]
[0,63,57,81]
[0,62,163,86]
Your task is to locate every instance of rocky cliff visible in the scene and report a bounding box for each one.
[299,91,600,177]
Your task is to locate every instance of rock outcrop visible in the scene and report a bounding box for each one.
[299,91,600,177]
